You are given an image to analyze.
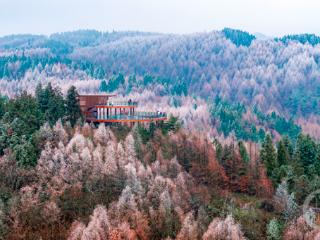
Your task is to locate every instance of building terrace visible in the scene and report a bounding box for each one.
[79,94,167,124]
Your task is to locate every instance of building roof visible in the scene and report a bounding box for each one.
[79,93,116,97]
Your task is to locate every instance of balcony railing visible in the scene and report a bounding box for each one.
[106,101,138,106]
[97,111,167,120]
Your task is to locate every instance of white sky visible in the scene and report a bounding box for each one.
[0,0,319,37]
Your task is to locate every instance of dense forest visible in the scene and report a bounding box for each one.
[0,86,320,239]
[0,29,320,239]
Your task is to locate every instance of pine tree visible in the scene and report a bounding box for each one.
[238,141,250,162]
[66,86,82,127]
[47,87,65,125]
[277,140,290,166]
[260,134,277,177]
[13,136,37,167]
[0,96,6,119]
[4,92,42,136]
[282,135,293,158]
[99,80,108,92]
[36,83,65,125]
[126,75,136,94]
[40,83,53,113]
[315,145,320,173]
[221,144,247,192]
[0,123,9,155]
[35,83,43,104]
[149,122,156,138]
[295,134,317,168]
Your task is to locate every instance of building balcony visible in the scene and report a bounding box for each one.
[79,94,167,124]
[93,111,167,123]
[95,101,138,109]
[106,101,138,106]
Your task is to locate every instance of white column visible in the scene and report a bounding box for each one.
[97,108,101,119]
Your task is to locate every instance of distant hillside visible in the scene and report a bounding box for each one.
[0,34,46,49]
[0,28,320,136]
[69,30,320,118]
[0,30,159,50]
[276,33,320,46]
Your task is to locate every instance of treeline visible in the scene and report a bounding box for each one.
[0,54,106,80]
[0,30,157,50]
[0,84,82,167]
[276,33,320,46]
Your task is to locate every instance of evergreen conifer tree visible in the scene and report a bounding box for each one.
[0,96,6,119]
[282,135,293,158]
[295,134,317,169]
[277,140,290,166]
[66,86,82,127]
[99,80,108,92]
[260,134,277,177]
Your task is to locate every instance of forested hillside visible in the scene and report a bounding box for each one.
[1,29,319,140]
[0,29,320,239]
[1,29,320,118]
[0,86,320,239]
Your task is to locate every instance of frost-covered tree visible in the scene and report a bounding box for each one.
[283,216,320,240]
[176,212,199,240]
[94,124,111,146]
[68,205,110,240]
[202,215,245,240]
[274,181,299,221]
[65,86,82,127]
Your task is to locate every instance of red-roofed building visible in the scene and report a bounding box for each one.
[79,94,167,125]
